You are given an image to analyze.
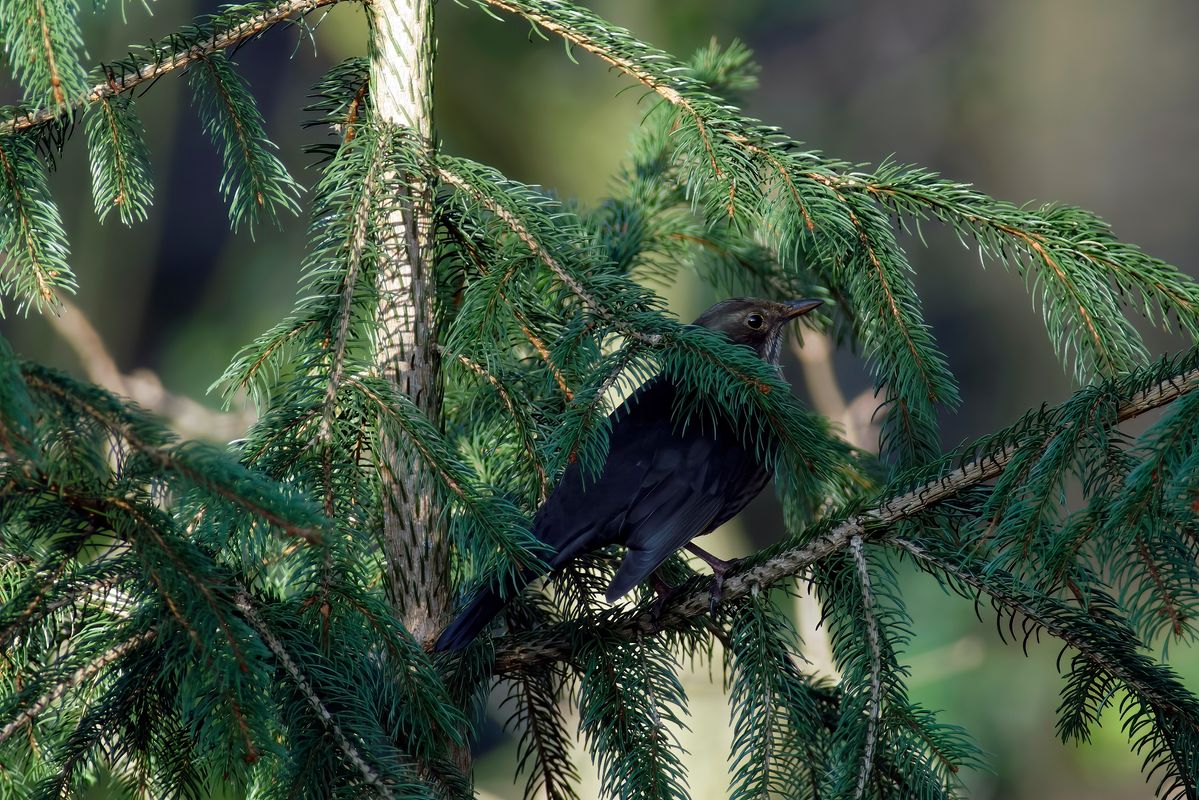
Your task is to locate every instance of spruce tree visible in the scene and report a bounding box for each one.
[2,1,1198,798]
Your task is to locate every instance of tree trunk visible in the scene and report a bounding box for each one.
[369,0,446,647]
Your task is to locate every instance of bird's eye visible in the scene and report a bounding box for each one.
[745,313,764,329]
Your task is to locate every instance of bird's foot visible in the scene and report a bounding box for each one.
[685,543,732,616]
[708,569,726,616]
[648,572,678,620]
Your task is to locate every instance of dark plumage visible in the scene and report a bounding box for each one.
[433,297,821,651]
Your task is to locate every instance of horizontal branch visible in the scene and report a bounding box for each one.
[488,364,1199,673]
[476,0,1199,363]
[1,0,347,135]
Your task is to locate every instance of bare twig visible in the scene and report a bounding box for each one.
[487,364,1199,673]
[791,329,873,681]
[793,331,878,452]
[45,299,255,442]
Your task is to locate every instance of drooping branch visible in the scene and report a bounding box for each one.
[21,369,324,543]
[890,539,1171,705]
[1,0,349,135]
[438,165,662,346]
[849,536,881,800]
[235,592,396,799]
[471,0,715,167]
[487,363,1199,673]
[0,629,157,745]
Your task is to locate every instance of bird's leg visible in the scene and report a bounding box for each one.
[647,571,677,620]
[685,543,733,614]
[649,572,675,598]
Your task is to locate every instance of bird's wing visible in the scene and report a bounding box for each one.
[604,419,766,601]
[534,375,767,595]
[531,376,678,562]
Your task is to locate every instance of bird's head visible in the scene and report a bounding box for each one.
[692,297,823,365]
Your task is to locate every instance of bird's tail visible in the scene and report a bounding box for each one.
[433,569,534,652]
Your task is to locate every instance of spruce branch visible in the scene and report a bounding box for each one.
[1100,387,1199,642]
[33,487,259,678]
[440,213,576,400]
[438,165,662,347]
[0,0,349,135]
[0,133,75,312]
[500,655,580,800]
[0,557,72,652]
[576,633,689,800]
[487,359,1199,673]
[234,592,397,799]
[891,538,1199,797]
[347,373,548,580]
[319,126,385,448]
[859,169,1199,342]
[0,629,156,746]
[0,0,88,110]
[214,121,402,411]
[0,336,38,461]
[723,594,827,799]
[189,51,302,231]
[473,0,1199,385]
[0,554,132,653]
[20,366,324,542]
[547,342,647,480]
[455,352,551,501]
[84,94,153,226]
[850,536,882,800]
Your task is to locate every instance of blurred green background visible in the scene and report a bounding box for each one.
[4,1,1199,798]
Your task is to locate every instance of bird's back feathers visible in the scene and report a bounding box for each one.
[434,374,770,651]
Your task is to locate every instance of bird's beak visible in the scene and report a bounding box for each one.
[780,299,822,320]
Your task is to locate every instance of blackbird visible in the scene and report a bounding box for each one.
[433,297,822,651]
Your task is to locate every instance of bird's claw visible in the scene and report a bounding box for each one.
[708,570,725,616]
[685,543,731,616]
[648,573,678,621]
